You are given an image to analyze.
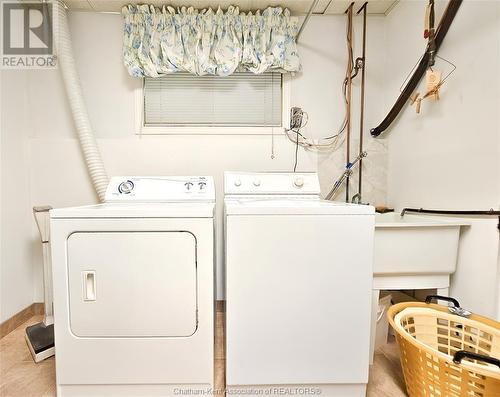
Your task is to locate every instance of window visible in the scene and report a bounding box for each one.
[140,72,284,132]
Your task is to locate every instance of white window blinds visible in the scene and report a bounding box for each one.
[143,72,282,127]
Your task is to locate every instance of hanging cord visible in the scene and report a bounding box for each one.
[284,7,356,152]
[293,130,299,172]
[289,109,309,171]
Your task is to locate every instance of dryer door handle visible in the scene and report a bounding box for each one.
[83,271,96,301]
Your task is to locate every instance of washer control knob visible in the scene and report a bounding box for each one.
[198,181,207,190]
[118,180,134,194]
[294,177,305,188]
[253,179,261,187]
[234,179,242,187]
[184,182,194,190]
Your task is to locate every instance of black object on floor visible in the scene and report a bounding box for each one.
[25,322,55,363]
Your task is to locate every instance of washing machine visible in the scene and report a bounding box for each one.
[224,172,375,397]
[50,176,215,396]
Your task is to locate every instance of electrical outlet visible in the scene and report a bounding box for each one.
[290,107,304,130]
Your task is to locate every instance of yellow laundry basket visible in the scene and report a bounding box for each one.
[388,296,500,397]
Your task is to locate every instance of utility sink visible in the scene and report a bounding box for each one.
[374,213,470,276]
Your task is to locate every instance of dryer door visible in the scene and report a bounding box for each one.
[67,231,197,337]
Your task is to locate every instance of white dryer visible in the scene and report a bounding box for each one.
[224,172,375,397]
[50,176,215,396]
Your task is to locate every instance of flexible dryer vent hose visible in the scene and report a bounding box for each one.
[54,0,108,202]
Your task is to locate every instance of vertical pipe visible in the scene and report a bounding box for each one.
[345,4,354,202]
[357,3,367,201]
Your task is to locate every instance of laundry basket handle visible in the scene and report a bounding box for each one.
[453,351,500,369]
[425,295,460,308]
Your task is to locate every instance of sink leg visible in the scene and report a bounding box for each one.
[369,289,380,365]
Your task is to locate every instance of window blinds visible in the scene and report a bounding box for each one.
[144,73,282,127]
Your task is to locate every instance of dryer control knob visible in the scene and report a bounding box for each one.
[234,179,242,187]
[118,180,134,194]
[294,177,305,188]
[253,179,261,187]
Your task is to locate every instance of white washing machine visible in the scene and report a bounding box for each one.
[224,172,375,397]
[50,176,215,396]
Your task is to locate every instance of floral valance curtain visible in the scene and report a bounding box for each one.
[122,5,301,77]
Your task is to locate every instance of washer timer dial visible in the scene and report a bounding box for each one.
[294,177,305,188]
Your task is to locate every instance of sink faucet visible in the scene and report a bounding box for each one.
[325,151,367,201]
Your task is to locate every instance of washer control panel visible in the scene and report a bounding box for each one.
[105,176,215,202]
[224,172,320,196]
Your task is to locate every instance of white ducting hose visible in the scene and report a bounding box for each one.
[54,0,108,202]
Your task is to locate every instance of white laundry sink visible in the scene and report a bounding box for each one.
[369,212,471,365]
[374,213,469,276]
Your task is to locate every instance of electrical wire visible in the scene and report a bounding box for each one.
[293,130,299,172]
[284,13,355,152]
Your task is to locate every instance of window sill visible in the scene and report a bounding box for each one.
[136,126,285,136]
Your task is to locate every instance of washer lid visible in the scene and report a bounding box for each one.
[50,202,215,219]
[225,198,375,215]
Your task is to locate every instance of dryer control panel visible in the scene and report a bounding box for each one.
[224,172,320,196]
[105,176,215,202]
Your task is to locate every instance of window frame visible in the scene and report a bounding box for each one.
[134,73,291,136]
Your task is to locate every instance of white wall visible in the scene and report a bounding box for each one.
[3,2,498,316]
[384,0,500,318]
[385,0,499,209]
[0,70,35,322]
[3,11,386,304]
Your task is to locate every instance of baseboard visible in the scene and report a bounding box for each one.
[32,302,44,315]
[0,303,44,339]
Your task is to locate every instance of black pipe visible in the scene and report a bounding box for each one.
[400,208,500,230]
[345,4,354,202]
[356,2,368,14]
[357,3,367,201]
[370,0,463,137]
